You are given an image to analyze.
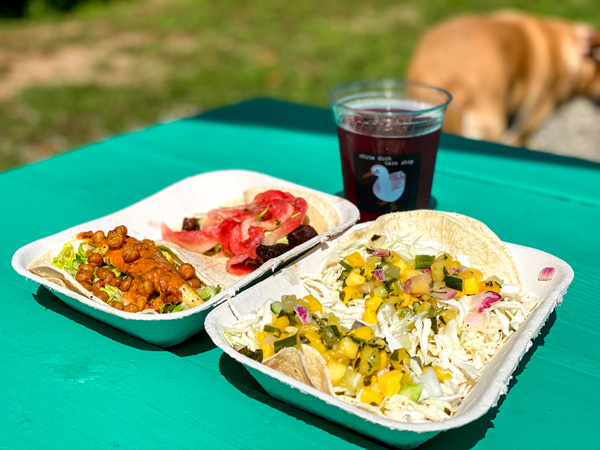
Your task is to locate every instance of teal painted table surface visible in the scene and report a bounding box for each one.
[2,99,598,449]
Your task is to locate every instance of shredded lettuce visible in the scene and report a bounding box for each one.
[52,242,88,276]
[159,248,180,269]
[197,285,222,301]
[99,285,124,304]
[161,302,184,314]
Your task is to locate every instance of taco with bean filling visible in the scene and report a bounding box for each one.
[28,225,221,314]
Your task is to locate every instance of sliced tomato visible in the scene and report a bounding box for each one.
[160,190,310,275]
[261,197,308,245]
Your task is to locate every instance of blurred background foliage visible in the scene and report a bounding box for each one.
[0,0,108,16]
[0,0,599,171]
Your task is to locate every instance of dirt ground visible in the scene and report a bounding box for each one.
[0,21,197,101]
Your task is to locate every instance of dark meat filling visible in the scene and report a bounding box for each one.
[256,243,290,263]
[287,224,318,247]
[182,217,200,231]
[256,225,318,264]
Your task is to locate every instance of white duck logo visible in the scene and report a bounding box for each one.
[364,164,406,203]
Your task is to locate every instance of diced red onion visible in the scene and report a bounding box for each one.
[294,304,313,325]
[422,268,431,273]
[366,248,390,257]
[352,320,365,331]
[538,267,556,281]
[430,288,458,300]
[465,312,487,330]
[448,267,465,275]
[471,291,502,313]
[373,269,386,281]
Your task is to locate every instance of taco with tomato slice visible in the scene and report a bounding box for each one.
[161,188,341,277]
[28,225,221,314]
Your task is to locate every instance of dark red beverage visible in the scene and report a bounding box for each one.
[337,118,442,222]
[332,81,451,222]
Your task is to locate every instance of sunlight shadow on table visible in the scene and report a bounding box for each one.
[218,354,391,450]
[33,285,161,351]
[419,310,557,450]
[168,329,216,357]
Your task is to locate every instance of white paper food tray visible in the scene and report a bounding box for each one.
[205,223,573,448]
[12,170,359,347]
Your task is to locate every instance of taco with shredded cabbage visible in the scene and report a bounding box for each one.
[28,225,221,314]
[222,211,538,423]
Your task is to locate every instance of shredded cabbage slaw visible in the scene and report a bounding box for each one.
[223,232,538,423]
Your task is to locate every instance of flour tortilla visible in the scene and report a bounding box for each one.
[264,344,335,395]
[160,241,242,288]
[338,210,521,286]
[263,346,314,387]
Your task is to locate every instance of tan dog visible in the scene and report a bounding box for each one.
[406,11,600,146]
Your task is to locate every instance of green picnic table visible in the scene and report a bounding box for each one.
[2,99,598,449]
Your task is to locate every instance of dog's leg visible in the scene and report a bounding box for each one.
[503,97,557,146]
[461,97,507,142]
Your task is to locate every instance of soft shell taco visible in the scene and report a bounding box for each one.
[161,188,342,277]
[223,211,537,423]
[28,225,222,314]
[330,210,521,286]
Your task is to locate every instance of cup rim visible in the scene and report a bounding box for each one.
[331,79,452,116]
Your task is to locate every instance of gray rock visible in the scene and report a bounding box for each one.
[528,97,600,163]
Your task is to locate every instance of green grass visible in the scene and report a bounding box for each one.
[1,0,599,171]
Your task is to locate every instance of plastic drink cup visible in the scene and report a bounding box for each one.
[332,80,451,222]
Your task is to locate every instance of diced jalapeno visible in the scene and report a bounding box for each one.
[239,347,263,362]
[263,325,281,337]
[356,345,381,375]
[390,348,410,370]
[373,285,389,298]
[384,280,400,295]
[349,334,366,345]
[430,316,438,334]
[415,255,435,269]
[444,274,464,291]
[322,325,342,347]
[274,334,298,353]
[383,263,401,279]
[339,260,353,271]
[371,338,386,349]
